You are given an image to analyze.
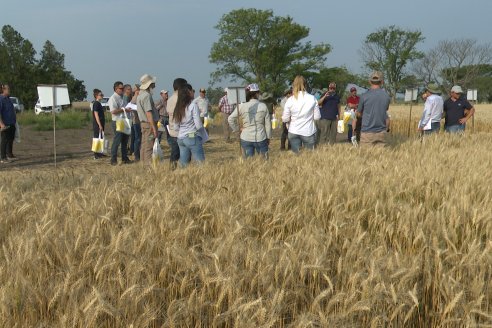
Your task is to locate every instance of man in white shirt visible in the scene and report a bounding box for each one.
[194,88,211,133]
[109,81,133,165]
[418,83,444,135]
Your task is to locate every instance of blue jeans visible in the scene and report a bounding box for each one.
[445,124,465,133]
[423,122,440,135]
[177,136,205,167]
[111,121,129,162]
[132,123,142,161]
[240,139,269,158]
[347,124,353,141]
[288,132,316,154]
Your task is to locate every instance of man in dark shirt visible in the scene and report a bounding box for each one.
[0,84,17,163]
[317,82,341,145]
[443,85,475,133]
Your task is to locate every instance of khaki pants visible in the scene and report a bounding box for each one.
[317,119,337,145]
[222,112,231,141]
[360,131,387,147]
[140,122,154,164]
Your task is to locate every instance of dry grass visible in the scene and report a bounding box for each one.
[0,106,491,327]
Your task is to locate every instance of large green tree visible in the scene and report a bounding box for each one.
[37,40,87,101]
[360,25,424,102]
[0,25,38,108]
[210,9,331,96]
[0,25,87,107]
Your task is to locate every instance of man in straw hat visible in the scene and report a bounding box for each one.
[443,85,475,134]
[357,71,391,147]
[136,74,159,164]
[418,83,443,135]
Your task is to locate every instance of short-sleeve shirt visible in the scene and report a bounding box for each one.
[319,94,340,120]
[347,95,360,107]
[0,95,16,125]
[358,88,390,133]
[194,96,210,117]
[92,100,105,128]
[108,92,124,121]
[443,97,472,127]
[136,90,159,123]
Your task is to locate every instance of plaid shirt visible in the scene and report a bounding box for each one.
[219,95,235,114]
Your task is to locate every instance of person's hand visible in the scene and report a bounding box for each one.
[98,124,103,131]
[125,108,132,113]
[418,127,423,132]
[0,122,5,130]
[266,139,270,145]
[459,117,468,125]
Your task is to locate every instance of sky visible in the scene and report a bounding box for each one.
[4,0,492,99]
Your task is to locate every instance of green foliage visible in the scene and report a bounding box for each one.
[360,25,424,101]
[17,110,91,131]
[210,9,331,97]
[309,66,366,96]
[0,25,87,109]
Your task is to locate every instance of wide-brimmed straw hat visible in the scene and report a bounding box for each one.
[426,83,441,94]
[140,74,156,90]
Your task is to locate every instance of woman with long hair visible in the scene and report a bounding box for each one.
[281,76,320,153]
[92,88,105,159]
[228,83,271,158]
[173,84,205,167]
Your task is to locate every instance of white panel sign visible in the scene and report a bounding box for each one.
[226,87,246,105]
[37,84,70,107]
[404,88,418,102]
[467,89,478,101]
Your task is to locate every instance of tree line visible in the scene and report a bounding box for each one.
[0,25,87,109]
[210,9,492,102]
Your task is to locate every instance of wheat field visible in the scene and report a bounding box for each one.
[0,106,491,327]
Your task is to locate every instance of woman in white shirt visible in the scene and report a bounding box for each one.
[173,84,206,167]
[282,76,321,153]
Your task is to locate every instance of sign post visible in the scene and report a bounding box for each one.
[467,89,478,133]
[404,88,418,137]
[226,87,246,156]
[37,84,70,167]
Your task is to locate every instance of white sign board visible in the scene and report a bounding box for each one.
[467,89,478,101]
[37,84,70,107]
[226,87,246,105]
[404,88,418,102]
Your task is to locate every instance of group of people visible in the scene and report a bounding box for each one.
[417,84,475,135]
[91,71,476,167]
[93,76,216,168]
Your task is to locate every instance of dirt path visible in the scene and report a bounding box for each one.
[0,123,351,172]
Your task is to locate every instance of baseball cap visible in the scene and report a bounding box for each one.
[350,87,357,92]
[369,71,383,83]
[160,89,168,94]
[246,83,260,92]
[451,85,463,94]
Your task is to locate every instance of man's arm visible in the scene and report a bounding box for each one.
[460,104,475,124]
